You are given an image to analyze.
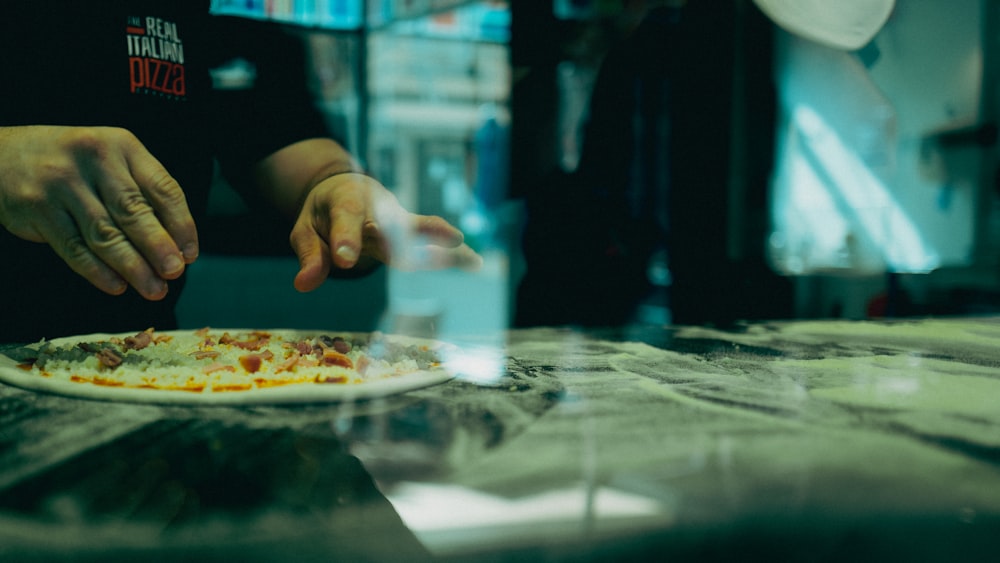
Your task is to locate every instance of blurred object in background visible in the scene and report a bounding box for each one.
[514,0,792,328]
[364,1,514,344]
[752,0,894,50]
[767,0,1000,319]
[767,0,978,276]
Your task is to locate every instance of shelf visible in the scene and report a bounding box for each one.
[210,0,508,39]
[210,0,364,29]
[368,0,487,26]
[372,2,509,43]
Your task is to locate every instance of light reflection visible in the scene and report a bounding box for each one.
[445,346,505,385]
[773,103,940,274]
[385,481,673,555]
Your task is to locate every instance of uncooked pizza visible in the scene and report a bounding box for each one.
[0,328,456,405]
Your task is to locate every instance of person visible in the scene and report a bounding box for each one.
[515,1,792,328]
[0,1,481,343]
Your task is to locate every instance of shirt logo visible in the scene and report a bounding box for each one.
[126,16,186,99]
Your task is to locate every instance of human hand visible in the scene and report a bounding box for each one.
[289,172,483,292]
[0,126,198,300]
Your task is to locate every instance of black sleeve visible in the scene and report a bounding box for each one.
[206,16,334,192]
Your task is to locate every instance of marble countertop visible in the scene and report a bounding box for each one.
[1,316,999,561]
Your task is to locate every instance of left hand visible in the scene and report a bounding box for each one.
[289,172,483,292]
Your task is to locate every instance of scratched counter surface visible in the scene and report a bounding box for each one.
[1,316,999,562]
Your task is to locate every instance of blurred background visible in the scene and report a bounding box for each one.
[177,0,1000,336]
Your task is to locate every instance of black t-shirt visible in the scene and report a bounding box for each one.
[0,1,329,342]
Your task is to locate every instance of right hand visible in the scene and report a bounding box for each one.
[0,126,198,300]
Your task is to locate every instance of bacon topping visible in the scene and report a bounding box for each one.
[202,362,236,375]
[297,356,320,368]
[239,354,263,373]
[275,351,301,373]
[191,350,220,360]
[220,331,271,351]
[123,329,154,351]
[321,349,353,369]
[96,347,123,369]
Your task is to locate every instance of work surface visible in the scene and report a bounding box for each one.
[2,317,999,561]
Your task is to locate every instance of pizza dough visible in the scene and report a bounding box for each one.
[0,328,457,405]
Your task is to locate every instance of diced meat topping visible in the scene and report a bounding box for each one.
[191,350,220,360]
[239,354,263,373]
[316,335,352,354]
[321,349,353,369]
[275,351,301,373]
[123,329,153,351]
[332,337,352,354]
[202,362,236,375]
[219,331,271,351]
[96,347,124,369]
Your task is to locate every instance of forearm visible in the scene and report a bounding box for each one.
[251,137,363,218]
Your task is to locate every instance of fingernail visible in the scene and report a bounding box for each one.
[146,279,167,298]
[162,254,184,275]
[336,245,359,263]
[182,243,199,262]
[110,279,128,295]
[464,253,485,272]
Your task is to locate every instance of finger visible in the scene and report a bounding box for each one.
[54,182,169,300]
[361,220,392,264]
[451,243,485,271]
[420,243,484,271]
[390,243,484,272]
[80,210,168,300]
[91,149,190,279]
[97,177,186,282]
[79,142,186,280]
[411,215,465,247]
[289,217,331,292]
[361,216,479,270]
[36,209,129,296]
[327,194,367,270]
[123,141,199,264]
